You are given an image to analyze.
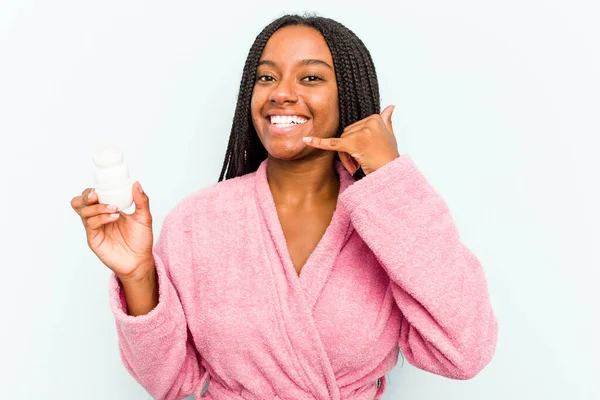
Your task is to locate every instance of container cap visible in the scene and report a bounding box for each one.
[93,145,124,168]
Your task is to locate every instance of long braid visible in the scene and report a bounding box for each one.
[218,14,381,182]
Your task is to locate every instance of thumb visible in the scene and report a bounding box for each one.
[131,181,151,219]
[380,105,395,132]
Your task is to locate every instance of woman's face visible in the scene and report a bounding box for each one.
[251,25,340,160]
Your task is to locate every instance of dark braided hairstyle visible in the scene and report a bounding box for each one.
[218,14,381,182]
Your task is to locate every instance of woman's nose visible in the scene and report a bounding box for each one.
[268,78,298,104]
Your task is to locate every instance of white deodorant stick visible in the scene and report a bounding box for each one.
[92,145,134,211]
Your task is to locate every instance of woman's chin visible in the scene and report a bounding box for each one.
[266,144,310,161]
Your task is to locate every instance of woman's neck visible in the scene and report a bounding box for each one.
[266,153,340,208]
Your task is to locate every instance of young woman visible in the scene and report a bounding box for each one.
[71,14,498,400]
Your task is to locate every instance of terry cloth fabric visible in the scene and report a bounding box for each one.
[109,154,498,399]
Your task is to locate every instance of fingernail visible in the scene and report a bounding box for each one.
[138,182,144,193]
[302,137,312,143]
[107,204,117,210]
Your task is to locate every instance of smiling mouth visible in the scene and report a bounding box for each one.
[268,115,308,128]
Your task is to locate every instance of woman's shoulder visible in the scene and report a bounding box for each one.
[165,171,257,228]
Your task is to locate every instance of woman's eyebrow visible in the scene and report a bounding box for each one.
[299,59,333,70]
[256,59,333,70]
[257,60,276,68]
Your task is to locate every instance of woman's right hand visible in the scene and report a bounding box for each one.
[71,181,155,282]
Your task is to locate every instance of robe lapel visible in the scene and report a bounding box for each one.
[254,159,356,400]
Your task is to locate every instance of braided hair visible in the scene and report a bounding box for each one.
[218,14,381,182]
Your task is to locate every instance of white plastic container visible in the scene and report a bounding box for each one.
[92,145,134,211]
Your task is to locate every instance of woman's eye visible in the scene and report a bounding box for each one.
[256,74,275,82]
[303,75,323,82]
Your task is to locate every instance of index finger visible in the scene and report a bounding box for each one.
[71,188,96,213]
[302,136,350,152]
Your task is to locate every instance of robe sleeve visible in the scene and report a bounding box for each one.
[108,209,206,399]
[338,155,498,380]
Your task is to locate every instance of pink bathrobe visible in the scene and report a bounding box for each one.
[109,155,498,400]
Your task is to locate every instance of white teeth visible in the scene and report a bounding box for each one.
[270,115,307,125]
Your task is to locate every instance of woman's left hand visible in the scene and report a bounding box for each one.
[302,105,401,176]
